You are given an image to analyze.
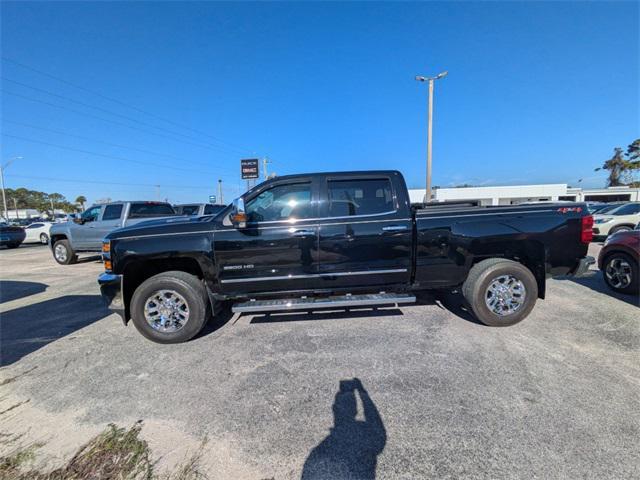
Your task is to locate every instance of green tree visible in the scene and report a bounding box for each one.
[595,139,640,187]
[75,195,87,210]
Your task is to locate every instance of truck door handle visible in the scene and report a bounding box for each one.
[382,225,408,232]
[291,229,314,237]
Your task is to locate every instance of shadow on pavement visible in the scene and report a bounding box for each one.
[0,281,48,304]
[247,291,482,325]
[302,378,386,480]
[0,295,108,366]
[250,306,403,324]
[560,273,639,308]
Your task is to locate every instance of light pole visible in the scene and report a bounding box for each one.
[415,71,447,203]
[0,156,22,221]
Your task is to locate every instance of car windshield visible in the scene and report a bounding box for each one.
[178,205,200,216]
[596,204,623,214]
[608,203,640,216]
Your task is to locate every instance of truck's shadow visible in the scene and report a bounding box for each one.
[0,295,108,366]
[0,280,48,303]
[250,307,404,324]
[301,378,386,479]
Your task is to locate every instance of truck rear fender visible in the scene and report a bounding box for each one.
[469,239,547,299]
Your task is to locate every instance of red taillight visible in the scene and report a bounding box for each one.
[581,215,594,244]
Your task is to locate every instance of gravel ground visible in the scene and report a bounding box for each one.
[0,243,638,479]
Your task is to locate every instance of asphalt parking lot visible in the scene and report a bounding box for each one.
[1,243,638,479]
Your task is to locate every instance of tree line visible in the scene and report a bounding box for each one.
[0,188,86,215]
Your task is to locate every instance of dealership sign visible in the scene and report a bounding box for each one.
[241,159,259,179]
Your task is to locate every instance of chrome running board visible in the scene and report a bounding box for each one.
[232,293,416,313]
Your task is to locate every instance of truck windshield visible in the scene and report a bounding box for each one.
[129,203,176,218]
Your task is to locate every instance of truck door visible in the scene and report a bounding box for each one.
[317,175,412,289]
[213,178,322,294]
[72,205,103,249]
[90,203,125,245]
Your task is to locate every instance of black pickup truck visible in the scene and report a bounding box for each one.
[98,170,595,343]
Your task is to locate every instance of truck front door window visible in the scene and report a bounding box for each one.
[81,206,101,223]
[245,183,312,223]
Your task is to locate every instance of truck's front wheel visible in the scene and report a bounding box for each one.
[130,271,210,343]
[53,239,77,265]
[462,258,538,327]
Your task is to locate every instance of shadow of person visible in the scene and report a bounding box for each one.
[302,378,386,480]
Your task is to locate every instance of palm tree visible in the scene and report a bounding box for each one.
[75,195,87,210]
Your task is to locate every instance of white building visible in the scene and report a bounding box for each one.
[408,184,640,206]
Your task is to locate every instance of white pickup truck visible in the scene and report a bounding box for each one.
[49,201,176,264]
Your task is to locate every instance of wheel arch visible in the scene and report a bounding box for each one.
[121,255,210,322]
[469,239,547,299]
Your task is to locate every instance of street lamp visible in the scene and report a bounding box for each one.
[415,71,448,202]
[0,156,22,222]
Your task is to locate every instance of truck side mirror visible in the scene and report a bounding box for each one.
[230,197,247,229]
[73,217,85,225]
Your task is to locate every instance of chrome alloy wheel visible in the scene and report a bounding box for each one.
[144,290,190,333]
[54,244,68,262]
[485,275,527,316]
[605,257,633,289]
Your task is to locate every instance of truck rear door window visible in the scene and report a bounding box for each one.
[102,204,123,220]
[327,178,394,217]
[246,183,312,222]
[129,203,176,218]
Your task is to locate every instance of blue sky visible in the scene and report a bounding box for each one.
[1,1,638,205]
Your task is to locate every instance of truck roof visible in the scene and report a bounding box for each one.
[258,170,403,187]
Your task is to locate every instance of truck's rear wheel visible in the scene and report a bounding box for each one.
[462,258,538,327]
[53,239,77,265]
[130,271,210,344]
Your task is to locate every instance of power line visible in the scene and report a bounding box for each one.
[2,119,237,174]
[2,76,249,156]
[4,173,216,190]
[2,56,256,154]
[2,132,238,179]
[2,89,244,156]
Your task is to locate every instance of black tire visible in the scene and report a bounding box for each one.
[130,271,210,344]
[5,242,21,249]
[602,252,639,295]
[52,239,77,265]
[40,233,49,244]
[462,258,538,327]
[610,225,633,235]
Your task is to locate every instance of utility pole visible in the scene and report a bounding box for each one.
[415,72,448,203]
[12,197,19,220]
[263,157,272,180]
[50,197,55,216]
[218,179,223,205]
[0,156,22,222]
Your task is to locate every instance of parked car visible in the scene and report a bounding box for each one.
[0,223,26,249]
[593,202,640,239]
[174,203,226,217]
[23,221,53,244]
[98,170,595,344]
[598,225,640,294]
[50,201,177,265]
